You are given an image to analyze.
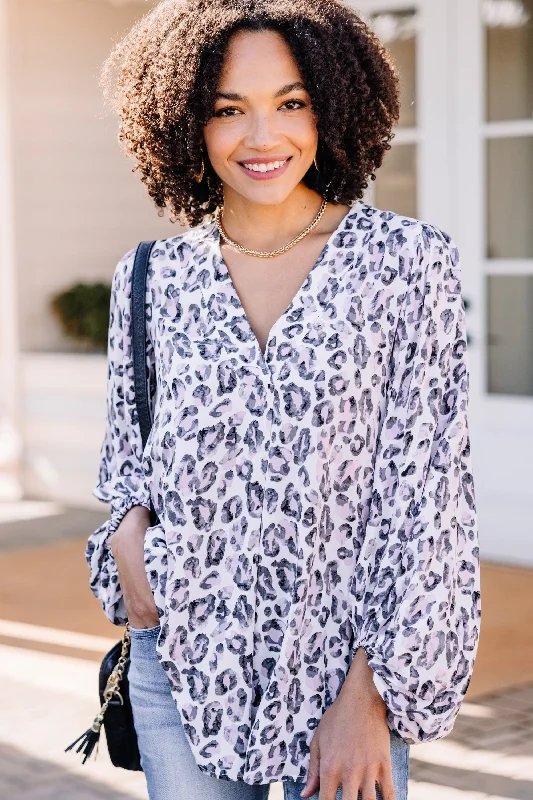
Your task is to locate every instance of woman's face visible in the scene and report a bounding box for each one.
[203,29,318,206]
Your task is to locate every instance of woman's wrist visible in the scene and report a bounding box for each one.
[343,646,384,709]
[126,598,160,628]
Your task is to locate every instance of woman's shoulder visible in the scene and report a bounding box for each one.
[111,218,217,291]
[357,201,457,253]
[355,202,460,294]
[151,218,217,264]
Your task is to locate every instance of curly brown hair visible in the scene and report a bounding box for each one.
[101,0,400,226]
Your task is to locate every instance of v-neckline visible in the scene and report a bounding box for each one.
[211,201,361,362]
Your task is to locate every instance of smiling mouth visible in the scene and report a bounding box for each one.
[239,156,292,178]
[240,158,289,172]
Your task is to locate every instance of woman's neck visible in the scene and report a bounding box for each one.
[219,185,328,252]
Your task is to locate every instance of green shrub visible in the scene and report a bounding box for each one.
[51,282,111,351]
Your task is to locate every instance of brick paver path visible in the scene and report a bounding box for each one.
[409,684,533,799]
[0,742,140,800]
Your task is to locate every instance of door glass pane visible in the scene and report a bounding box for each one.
[487,275,533,395]
[487,137,533,258]
[374,144,417,218]
[484,0,533,121]
[369,9,418,128]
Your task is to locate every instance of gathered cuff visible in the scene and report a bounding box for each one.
[106,494,152,541]
[351,640,462,746]
[85,494,151,626]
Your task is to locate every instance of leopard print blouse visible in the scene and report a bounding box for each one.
[86,200,481,784]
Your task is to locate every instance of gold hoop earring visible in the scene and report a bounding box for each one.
[313,155,319,171]
[194,157,205,183]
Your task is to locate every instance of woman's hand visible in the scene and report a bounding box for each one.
[109,505,159,629]
[300,646,395,800]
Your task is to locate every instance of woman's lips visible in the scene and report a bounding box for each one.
[237,157,292,181]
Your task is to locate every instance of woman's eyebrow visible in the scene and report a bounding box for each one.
[274,81,306,97]
[214,82,307,102]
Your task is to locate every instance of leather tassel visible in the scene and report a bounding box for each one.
[65,717,102,764]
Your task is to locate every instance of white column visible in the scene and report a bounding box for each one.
[418,0,453,232]
[448,0,485,408]
[0,0,22,501]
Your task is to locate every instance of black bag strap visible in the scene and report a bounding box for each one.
[131,241,159,526]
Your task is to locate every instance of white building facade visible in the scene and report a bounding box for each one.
[0,0,532,566]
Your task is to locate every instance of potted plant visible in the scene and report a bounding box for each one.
[51,282,111,352]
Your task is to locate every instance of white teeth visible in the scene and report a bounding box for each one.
[242,160,286,173]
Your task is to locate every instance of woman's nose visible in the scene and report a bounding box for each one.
[243,113,280,150]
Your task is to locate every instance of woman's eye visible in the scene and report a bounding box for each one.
[281,99,307,111]
[213,99,307,118]
[214,107,241,118]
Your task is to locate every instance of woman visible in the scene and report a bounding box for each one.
[86,2,481,799]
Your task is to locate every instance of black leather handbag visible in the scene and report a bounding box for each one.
[66,240,158,770]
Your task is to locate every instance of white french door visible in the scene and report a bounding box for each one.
[452,0,533,566]
[352,0,533,565]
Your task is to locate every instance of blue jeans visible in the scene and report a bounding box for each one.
[128,625,410,800]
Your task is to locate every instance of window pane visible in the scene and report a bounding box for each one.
[487,137,533,258]
[485,0,533,121]
[487,275,533,395]
[370,10,418,128]
[374,144,417,218]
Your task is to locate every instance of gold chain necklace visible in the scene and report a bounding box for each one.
[215,197,328,259]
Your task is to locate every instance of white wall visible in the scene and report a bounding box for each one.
[8,0,174,352]
[21,353,107,508]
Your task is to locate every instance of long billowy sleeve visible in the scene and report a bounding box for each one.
[352,224,481,744]
[85,250,155,625]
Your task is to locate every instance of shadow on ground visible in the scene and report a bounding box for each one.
[0,508,108,553]
[0,741,141,800]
